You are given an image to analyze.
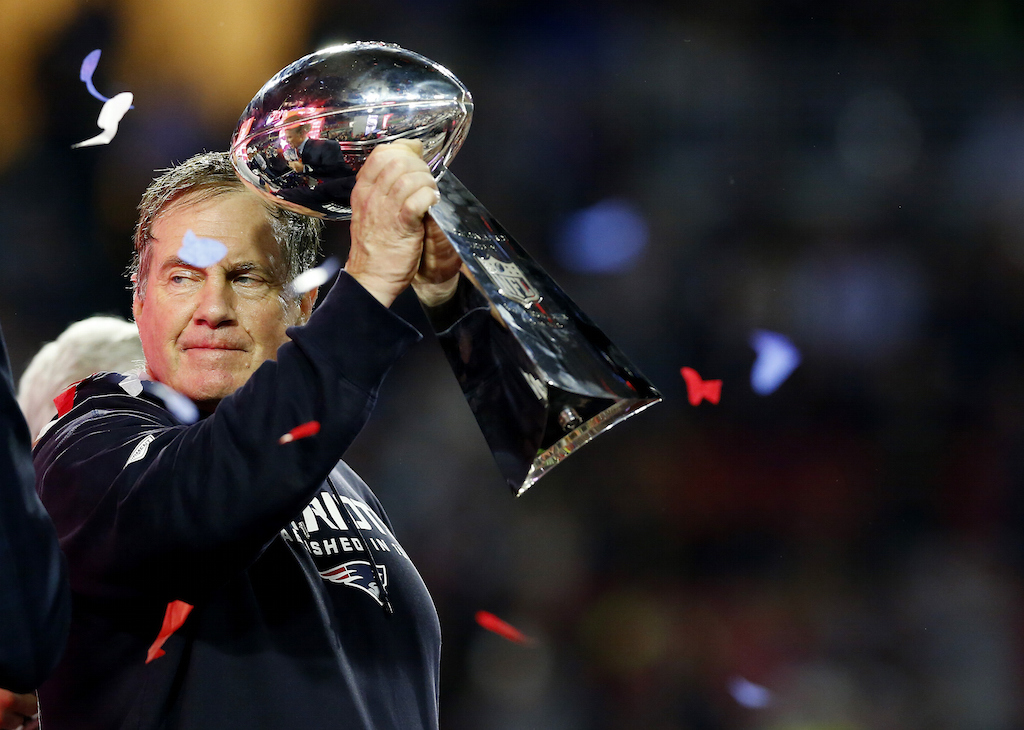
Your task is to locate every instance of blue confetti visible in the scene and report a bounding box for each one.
[750,329,802,395]
[554,199,649,274]
[177,230,228,269]
[727,676,773,709]
[80,49,109,103]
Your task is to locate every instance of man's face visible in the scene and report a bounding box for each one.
[284,126,306,149]
[132,191,314,410]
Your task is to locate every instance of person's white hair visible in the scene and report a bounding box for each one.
[17,316,145,440]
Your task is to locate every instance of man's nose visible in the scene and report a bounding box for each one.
[192,278,237,328]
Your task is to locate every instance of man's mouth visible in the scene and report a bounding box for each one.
[183,344,246,352]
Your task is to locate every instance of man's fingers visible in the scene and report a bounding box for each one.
[0,691,35,723]
[0,712,21,730]
[351,147,435,233]
[351,168,437,241]
[400,185,442,230]
[0,690,35,729]
[7,695,34,718]
[419,220,459,278]
[0,707,31,730]
[381,164,436,204]
[389,138,424,156]
[357,140,425,187]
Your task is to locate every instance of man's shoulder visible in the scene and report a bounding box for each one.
[307,138,344,160]
[34,373,181,457]
[309,137,339,150]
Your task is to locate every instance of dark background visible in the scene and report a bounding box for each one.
[4,1,1024,727]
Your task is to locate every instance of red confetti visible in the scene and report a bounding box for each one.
[475,610,534,645]
[146,600,193,663]
[53,380,84,418]
[278,420,321,444]
[680,367,722,406]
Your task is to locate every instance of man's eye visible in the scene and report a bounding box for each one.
[235,275,263,286]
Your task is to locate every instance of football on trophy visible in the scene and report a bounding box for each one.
[230,42,473,220]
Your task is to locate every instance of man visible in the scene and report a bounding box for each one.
[282,121,352,179]
[0,322,71,726]
[277,121,357,211]
[1,315,142,729]
[17,316,144,441]
[34,140,461,728]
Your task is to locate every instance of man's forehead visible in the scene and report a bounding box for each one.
[154,192,275,240]
[150,192,283,270]
[159,188,266,220]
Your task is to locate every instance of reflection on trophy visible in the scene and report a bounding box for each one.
[230,42,662,496]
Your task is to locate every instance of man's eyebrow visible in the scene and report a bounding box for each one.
[158,256,202,272]
[229,262,268,274]
[227,262,280,281]
[158,258,271,275]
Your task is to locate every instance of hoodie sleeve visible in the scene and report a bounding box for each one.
[0,325,71,692]
[35,272,420,604]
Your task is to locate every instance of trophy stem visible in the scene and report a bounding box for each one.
[425,172,662,495]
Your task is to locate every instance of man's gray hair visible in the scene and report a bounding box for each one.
[129,151,322,298]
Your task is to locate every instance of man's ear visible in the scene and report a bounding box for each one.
[131,276,143,322]
[297,287,318,325]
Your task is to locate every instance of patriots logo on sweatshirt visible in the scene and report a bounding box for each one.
[319,560,388,605]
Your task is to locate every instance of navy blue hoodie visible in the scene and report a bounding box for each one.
[0,325,70,693]
[33,273,441,729]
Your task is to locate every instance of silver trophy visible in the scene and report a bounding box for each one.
[230,42,661,495]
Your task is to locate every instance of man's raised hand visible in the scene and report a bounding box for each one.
[346,140,441,307]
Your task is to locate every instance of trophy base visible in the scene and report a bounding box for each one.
[521,392,662,497]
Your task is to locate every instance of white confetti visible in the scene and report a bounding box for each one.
[177,229,228,269]
[118,374,144,397]
[750,329,802,395]
[286,257,340,296]
[72,91,133,148]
